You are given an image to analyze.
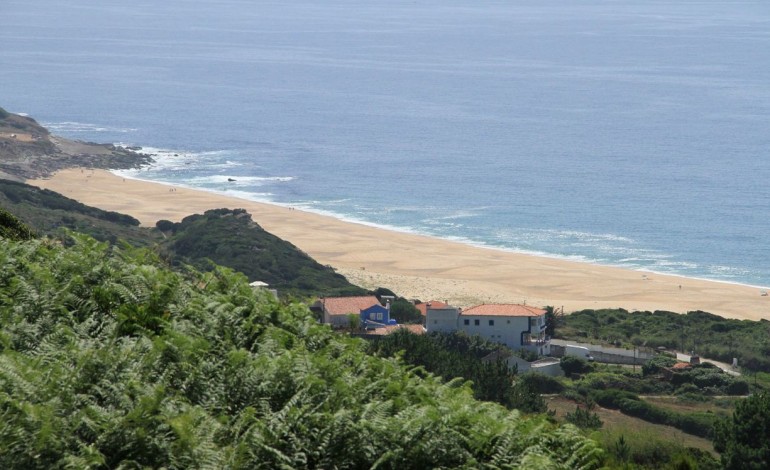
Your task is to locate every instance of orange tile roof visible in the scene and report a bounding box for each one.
[415,300,449,316]
[672,362,692,370]
[461,304,546,317]
[364,324,426,336]
[321,296,381,315]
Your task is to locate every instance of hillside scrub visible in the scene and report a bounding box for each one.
[368,330,518,407]
[0,234,603,469]
[0,186,365,297]
[559,308,770,372]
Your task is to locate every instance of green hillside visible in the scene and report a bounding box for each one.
[0,181,364,297]
[158,208,367,297]
[0,233,602,468]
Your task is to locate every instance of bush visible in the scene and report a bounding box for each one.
[565,405,602,429]
[642,354,678,376]
[388,298,422,324]
[725,379,750,396]
[509,374,547,413]
[560,356,592,375]
[591,390,716,438]
[714,392,770,469]
[520,372,565,394]
[155,219,176,233]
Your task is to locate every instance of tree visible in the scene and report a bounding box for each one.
[560,356,592,376]
[389,298,422,324]
[565,400,602,429]
[509,374,547,413]
[713,392,770,469]
[544,305,557,336]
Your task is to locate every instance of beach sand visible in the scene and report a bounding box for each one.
[28,168,770,321]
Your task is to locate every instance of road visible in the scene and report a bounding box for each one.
[550,339,741,376]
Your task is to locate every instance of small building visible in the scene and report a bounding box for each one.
[424,302,460,333]
[415,300,449,319]
[360,303,396,329]
[314,295,382,328]
[482,350,562,376]
[426,303,550,355]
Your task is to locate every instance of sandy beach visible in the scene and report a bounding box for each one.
[28,168,770,321]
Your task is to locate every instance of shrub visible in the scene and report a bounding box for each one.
[642,354,678,376]
[508,375,547,413]
[560,355,592,375]
[714,392,770,469]
[520,371,565,394]
[565,405,603,429]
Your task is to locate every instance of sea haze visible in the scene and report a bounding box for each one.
[2,0,769,287]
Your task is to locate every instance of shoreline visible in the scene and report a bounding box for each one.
[27,168,770,321]
[112,169,770,292]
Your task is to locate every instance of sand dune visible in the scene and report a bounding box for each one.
[28,168,770,321]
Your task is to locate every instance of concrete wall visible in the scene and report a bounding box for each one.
[551,343,655,365]
[530,359,564,377]
[425,306,460,333]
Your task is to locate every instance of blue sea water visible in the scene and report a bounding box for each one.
[2,0,769,287]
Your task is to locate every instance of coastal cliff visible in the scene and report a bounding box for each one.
[0,106,152,181]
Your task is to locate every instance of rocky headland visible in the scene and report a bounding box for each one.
[0,106,152,181]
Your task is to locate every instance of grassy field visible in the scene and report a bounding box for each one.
[641,395,738,418]
[546,395,718,457]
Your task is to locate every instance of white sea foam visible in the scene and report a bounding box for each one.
[43,121,137,133]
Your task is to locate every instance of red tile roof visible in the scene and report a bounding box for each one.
[364,324,426,336]
[461,304,546,317]
[321,296,381,315]
[672,362,692,370]
[415,300,449,316]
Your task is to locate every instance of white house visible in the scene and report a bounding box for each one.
[426,303,550,355]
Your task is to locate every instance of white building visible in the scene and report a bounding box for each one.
[426,303,550,355]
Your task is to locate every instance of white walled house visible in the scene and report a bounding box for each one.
[426,303,550,355]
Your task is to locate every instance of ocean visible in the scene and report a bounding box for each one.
[2,0,769,287]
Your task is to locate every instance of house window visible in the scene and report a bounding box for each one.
[530,317,537,328]
[433,320,437,324]
[489,320,494,326]
[464,319,470,326]
[507,320,511,324]
[474,319,480,326]
[377,312,383,320]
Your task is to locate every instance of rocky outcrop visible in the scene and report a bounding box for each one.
[0,107,153,180]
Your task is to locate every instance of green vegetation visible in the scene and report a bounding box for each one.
[565,402,603,430]
[560,355,594,376]
[559,308,770,372]
[0,207,35,241]
[368,331,518,406]
[159,208,367,297]
[597,430,719,470]
[0,233,603,468]
[0,106,9,120]
[0,180,153,246]
[714,392,770,469]
[591,390,718,439]
[0,182,365,297]
[549,393,720,469]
